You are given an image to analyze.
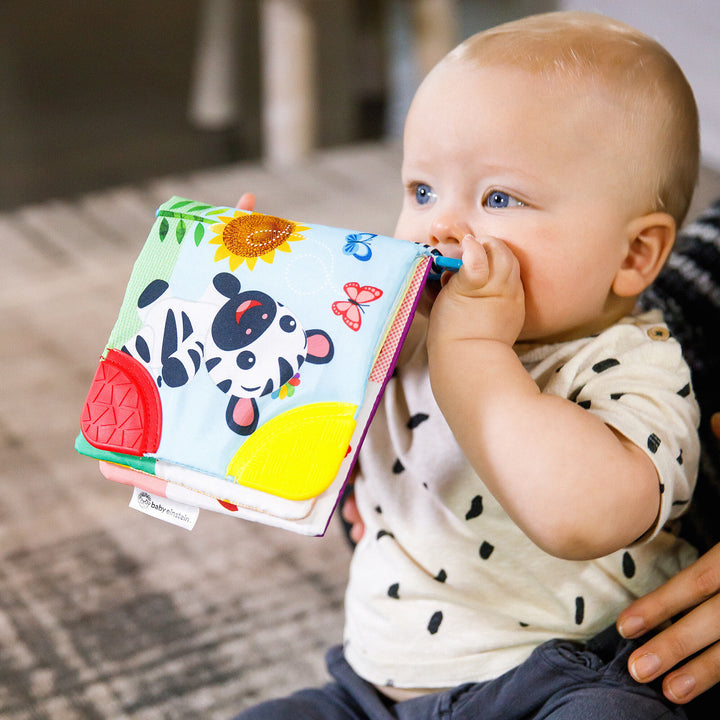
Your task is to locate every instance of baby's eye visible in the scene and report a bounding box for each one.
[413,183,437,206]
[485,191,524,209]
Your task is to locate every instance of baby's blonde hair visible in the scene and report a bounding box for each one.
[444,11,699,226]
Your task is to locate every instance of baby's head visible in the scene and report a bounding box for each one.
[397,11,699,342]
[446,11,699,227]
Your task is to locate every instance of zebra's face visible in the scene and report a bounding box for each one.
[205,290,308,398]
[123,272,334,437]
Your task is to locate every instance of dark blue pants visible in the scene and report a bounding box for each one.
[233,626,685,720]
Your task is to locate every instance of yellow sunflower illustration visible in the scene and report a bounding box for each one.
[208,211,308,270]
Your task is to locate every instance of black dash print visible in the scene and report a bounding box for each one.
[592,358,620,373]
[392,458,405,474]
[578,400,592,410]
[568,386,585,403]
[377,530,395,541]
[610,392,625,401]
[407,413,430,430]
[622,551,636,579]
[434,569,447,583]
[677,384,691,398]
[465,495,484,520]
[519,621,529,627]
[672,498,689,507]
[575,596,585,625]
[428,611,443,634]
[647,434,661,453]
[375,505,382,514]
[677,449,683,465]
[659,483,665,495]
[479,541,494,560]
[388,583,400,599]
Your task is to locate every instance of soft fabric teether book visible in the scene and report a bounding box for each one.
[76,197,436,535]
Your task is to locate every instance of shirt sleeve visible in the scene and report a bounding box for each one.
[557,315,700,543]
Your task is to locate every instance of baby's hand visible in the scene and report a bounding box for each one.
[430,235,525,346]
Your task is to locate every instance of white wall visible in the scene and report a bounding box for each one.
[560,0,720,169]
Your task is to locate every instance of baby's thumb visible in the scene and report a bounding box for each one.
[455,235,490,291]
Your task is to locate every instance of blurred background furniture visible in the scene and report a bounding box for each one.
[2,0,718,210]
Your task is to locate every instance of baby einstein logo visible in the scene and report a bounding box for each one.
[137,491,152,509]
[130,487,199,530]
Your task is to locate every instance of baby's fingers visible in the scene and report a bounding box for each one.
[457,235,520,295]
[439,235,488,295]
[482,235,521,285]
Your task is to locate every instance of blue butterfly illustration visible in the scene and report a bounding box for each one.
[343,232,377,262]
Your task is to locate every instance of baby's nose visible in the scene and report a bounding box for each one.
[429,213,472,256]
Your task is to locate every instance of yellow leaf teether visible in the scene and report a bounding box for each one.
[226,402,357,501]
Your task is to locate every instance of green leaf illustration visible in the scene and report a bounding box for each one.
[170,199,192,210]
[194,222,205,247]
[159,217,169,241]
[176,219,187,244]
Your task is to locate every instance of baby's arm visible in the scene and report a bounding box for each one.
[427,236,659,560]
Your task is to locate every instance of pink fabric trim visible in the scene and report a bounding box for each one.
[98,461,169,497]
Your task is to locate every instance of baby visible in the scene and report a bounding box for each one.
[236,11,700,720]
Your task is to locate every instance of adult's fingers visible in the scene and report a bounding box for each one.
[661,635,720,704]
[618,543,720,640]
[619,544,720,703]
[340,493,365,543]
[711,412,720,439]
[236,192,256,211]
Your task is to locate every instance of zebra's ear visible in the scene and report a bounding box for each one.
[304,329,334,364]
[225,396,258,435]
[213,272,241,298]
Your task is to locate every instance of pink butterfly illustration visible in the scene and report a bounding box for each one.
[332,282,383,331]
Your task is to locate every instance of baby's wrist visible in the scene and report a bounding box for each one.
[427,303,520,348]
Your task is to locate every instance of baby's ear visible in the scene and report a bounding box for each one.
[612,212,675,297]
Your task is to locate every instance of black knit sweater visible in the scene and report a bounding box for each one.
[641,199,720,553]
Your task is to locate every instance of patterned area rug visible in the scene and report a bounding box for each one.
[0,144,402,719]
[0,520,349,718]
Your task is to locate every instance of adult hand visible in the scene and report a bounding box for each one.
[236,193,256,212]
[618,412,720,704]
[341,490,365,544]
[340,466,364,544]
